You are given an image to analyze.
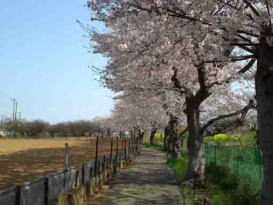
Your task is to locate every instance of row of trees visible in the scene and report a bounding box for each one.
[87,0,273,203]
[1,120,101,138]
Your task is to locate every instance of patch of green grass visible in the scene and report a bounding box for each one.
[144,142,164,151]
[166,152,260,204]
[179,185,232,205]
[206,163,260,205]
[167,154,189,182]
[210,190,233,205]
[205,145,263,187]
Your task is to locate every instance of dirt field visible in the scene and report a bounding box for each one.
[0,137,124,189]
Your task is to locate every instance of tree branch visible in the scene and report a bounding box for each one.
[236,45,256,54]
[200,100,256,136]
[239,59,256,73]
[193,64,212,106]
[229,55,255,62]
[171,67,189,95]
[243,0,260,16]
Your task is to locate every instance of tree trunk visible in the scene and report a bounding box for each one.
[256,38,273,204]
[185,102,205,187]
[167,135,172,154]
[138,130,145,144]
[163,126,170,152]
[180,135,185,154]
[150,128,157,145]
[169,115,180,158]
[179,128,188,153]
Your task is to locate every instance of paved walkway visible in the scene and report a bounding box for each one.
[83,147,183,205]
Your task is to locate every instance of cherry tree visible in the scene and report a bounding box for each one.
[109,96,168,142]
[89,0,273,201]
[87,0,256,187]
[92,116,114,137]
[126,96,168,145]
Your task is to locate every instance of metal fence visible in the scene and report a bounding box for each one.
[205,144,263,182]
[0,135,141,205]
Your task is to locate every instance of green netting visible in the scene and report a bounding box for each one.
[205,145,263,183]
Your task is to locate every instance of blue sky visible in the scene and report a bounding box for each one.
[0,0,113,123]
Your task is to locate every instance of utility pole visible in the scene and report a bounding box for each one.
[10,98,17,121]
[15,102,18,121]
[10,98,18,137]
[0,115,4,128]
[11,99,16,121]
[17,112,21,122]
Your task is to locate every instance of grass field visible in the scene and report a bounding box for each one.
[0,137,123,189]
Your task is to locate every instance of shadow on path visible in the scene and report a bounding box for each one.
[83,147,183,205]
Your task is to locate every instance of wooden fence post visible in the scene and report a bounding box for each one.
[138,135,141,154]
[128,137,131,160]
[116,137,119,164]
[136,135,139,155]
[110,137,113,166]
[236,150,239,169]
[121,138,124,160]
[16,186,21,205]
[124,139,127,160]
[64,143,69,171]
[103,155,106,184]
[95,136,99,176]
[45,177,49,204]
[132,132,135,158]
[258,148,262,178]
[226,146,230,167]
[214,145,217,165]
[113,137,119,175]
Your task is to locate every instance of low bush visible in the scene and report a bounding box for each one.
[154,132,164,144]
[167,153,260,204]
[211,190,233,205]
[206,163,239,192]
[205,131,257,147]
[206,163,260,205]
[205,133,239,145]
[167,154,189,182]
[144,142,163,151]
[167,154,230,204]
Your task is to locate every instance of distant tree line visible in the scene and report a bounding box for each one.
[0,120,102,138]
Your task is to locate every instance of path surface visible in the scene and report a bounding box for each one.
[83,147,183,205]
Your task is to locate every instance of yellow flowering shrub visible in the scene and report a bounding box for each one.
[205,134,241,146]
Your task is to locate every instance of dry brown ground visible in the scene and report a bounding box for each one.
[0,137,124,189]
